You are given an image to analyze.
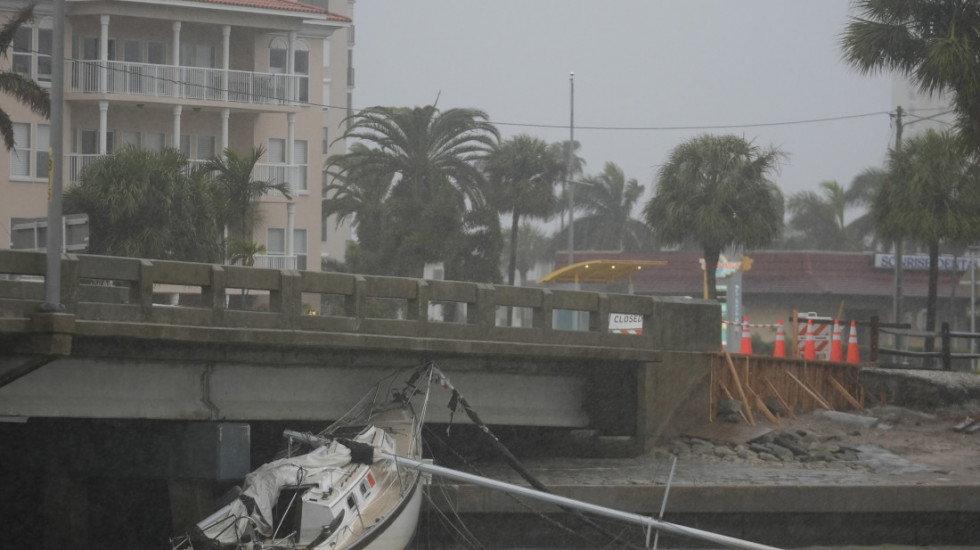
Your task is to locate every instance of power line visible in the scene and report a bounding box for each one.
[27,57,904,133]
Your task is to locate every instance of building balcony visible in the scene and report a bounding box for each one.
[66,60,306,107]
[253,254,297,270]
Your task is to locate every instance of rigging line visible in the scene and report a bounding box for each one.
[490,111,892,131]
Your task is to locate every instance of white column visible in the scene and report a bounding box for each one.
[286,112,296,196]
[99,15,110,93]
[220,108,229,154]
[286,203,296,263]
[221,25,230,101]
[172,21,181,65]
[98,100,108,154]
[173,105,182,150]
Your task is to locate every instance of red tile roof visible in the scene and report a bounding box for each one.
[190,0,351,21]
[557,251,967,299]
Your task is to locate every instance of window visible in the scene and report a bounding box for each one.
[180,43,215,67]
[267,228,285,255]
[147,42,166,65]
[269,37,309,102]
[121,130,141,149]
[145,132,165,152]
[294,229,308,271]
[79,129,114,155]
[322,40,330,68]
[197,135,216,160]
[180,134,191,157]
[322,127,329,154]
[322,80,330,110]
[10,123,50,181]
[12,20,52,83]
[267,138,286,164]
[10,123,31,178]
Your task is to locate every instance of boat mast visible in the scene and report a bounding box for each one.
[386,453,784,550]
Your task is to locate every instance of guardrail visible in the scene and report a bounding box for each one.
[871,316,980,371]
[0,251,716,354]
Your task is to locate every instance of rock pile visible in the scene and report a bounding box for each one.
[669,429,863,466]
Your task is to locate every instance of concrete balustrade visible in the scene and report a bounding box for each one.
[0,250,721,361]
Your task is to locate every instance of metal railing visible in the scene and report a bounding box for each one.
[66,59,303,106]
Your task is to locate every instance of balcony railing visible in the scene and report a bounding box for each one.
[253,254,297,270]
[67,59,303,106]
[66,154,304,197]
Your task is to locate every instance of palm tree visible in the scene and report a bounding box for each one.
[644,134,784,300]
[205,146,291,247]
[64,146,222,261]
[326,105,499,276]
[504,222,550,285]
[0,3,50,150]
[841,0,980,149]
[483,135,562,286]
[323,143,393,255]
[872,129,980,355]
[559,162,656,252]
[785,180,870,251]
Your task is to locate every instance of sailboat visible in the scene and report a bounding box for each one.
[172,366,433,550]
[173,363,782,550]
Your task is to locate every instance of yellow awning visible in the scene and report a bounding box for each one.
[538,259,667,284]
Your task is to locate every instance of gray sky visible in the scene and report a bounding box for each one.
[351,1,893,208]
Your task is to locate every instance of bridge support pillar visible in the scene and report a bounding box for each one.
[28,312,75,356]
[636,351,712,451]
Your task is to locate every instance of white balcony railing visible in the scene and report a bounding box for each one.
[67,59,303,106]
[253,254,297,270]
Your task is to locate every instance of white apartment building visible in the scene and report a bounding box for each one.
[1,0,354,271]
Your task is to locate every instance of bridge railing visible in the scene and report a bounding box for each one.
[0,251,719,353]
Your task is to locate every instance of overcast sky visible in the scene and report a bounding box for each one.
[351,1,894,212]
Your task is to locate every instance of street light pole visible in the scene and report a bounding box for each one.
[43,0,66,311]
[566,72,574,267]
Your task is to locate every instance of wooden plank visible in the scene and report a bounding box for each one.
[764,377,796,419]
[745,383,779,425]
[717,380,750,425]
[787,371,833,410]
[828,375,864,411]
[724,353,755,426]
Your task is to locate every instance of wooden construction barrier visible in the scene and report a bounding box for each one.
[709,352,866,425]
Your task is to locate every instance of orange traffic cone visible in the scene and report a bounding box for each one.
[773,320,786,357]
[803,319,816,360]
[739,316,753,354]
[830,319,843,362]
[846,320,861,364]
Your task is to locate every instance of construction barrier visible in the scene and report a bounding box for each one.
[773,320,786,358]
[829,319,843,362]
[846,320,860,364]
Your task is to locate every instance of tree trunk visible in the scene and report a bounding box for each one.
[925,241,939,356]
[507,210,521,287]
[704,247,721,301]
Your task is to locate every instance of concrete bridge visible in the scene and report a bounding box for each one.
[0,250,719,448]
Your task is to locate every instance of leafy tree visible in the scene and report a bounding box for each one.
[64,146,222,261]
[503,222,550,285]
[323,142,393,259]
[841,1,980,149]
[205,146,291,248]
[484,134,562,286]
[558,162,656,252]
[644,134,784,300]
[326,105,499,276]
[872,129,980,354]
[0,3,50,150]
[785,180,868,250]
[227,240,267,266]
[444,203,504,284]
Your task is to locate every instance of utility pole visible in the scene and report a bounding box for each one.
[892,105,905,353]
[43,0,66,312]
[566,72,575,267]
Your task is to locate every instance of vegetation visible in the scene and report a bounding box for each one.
[0,3,49,150]
[325,104,499,278]
[872,130,980,351]
[64,146,222,262]
[561,161,656,252]
[785,180,867,250]
[841,0,980,150]
[643,134,784,300]
[483,134,561,285]
[205,146,291,246]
